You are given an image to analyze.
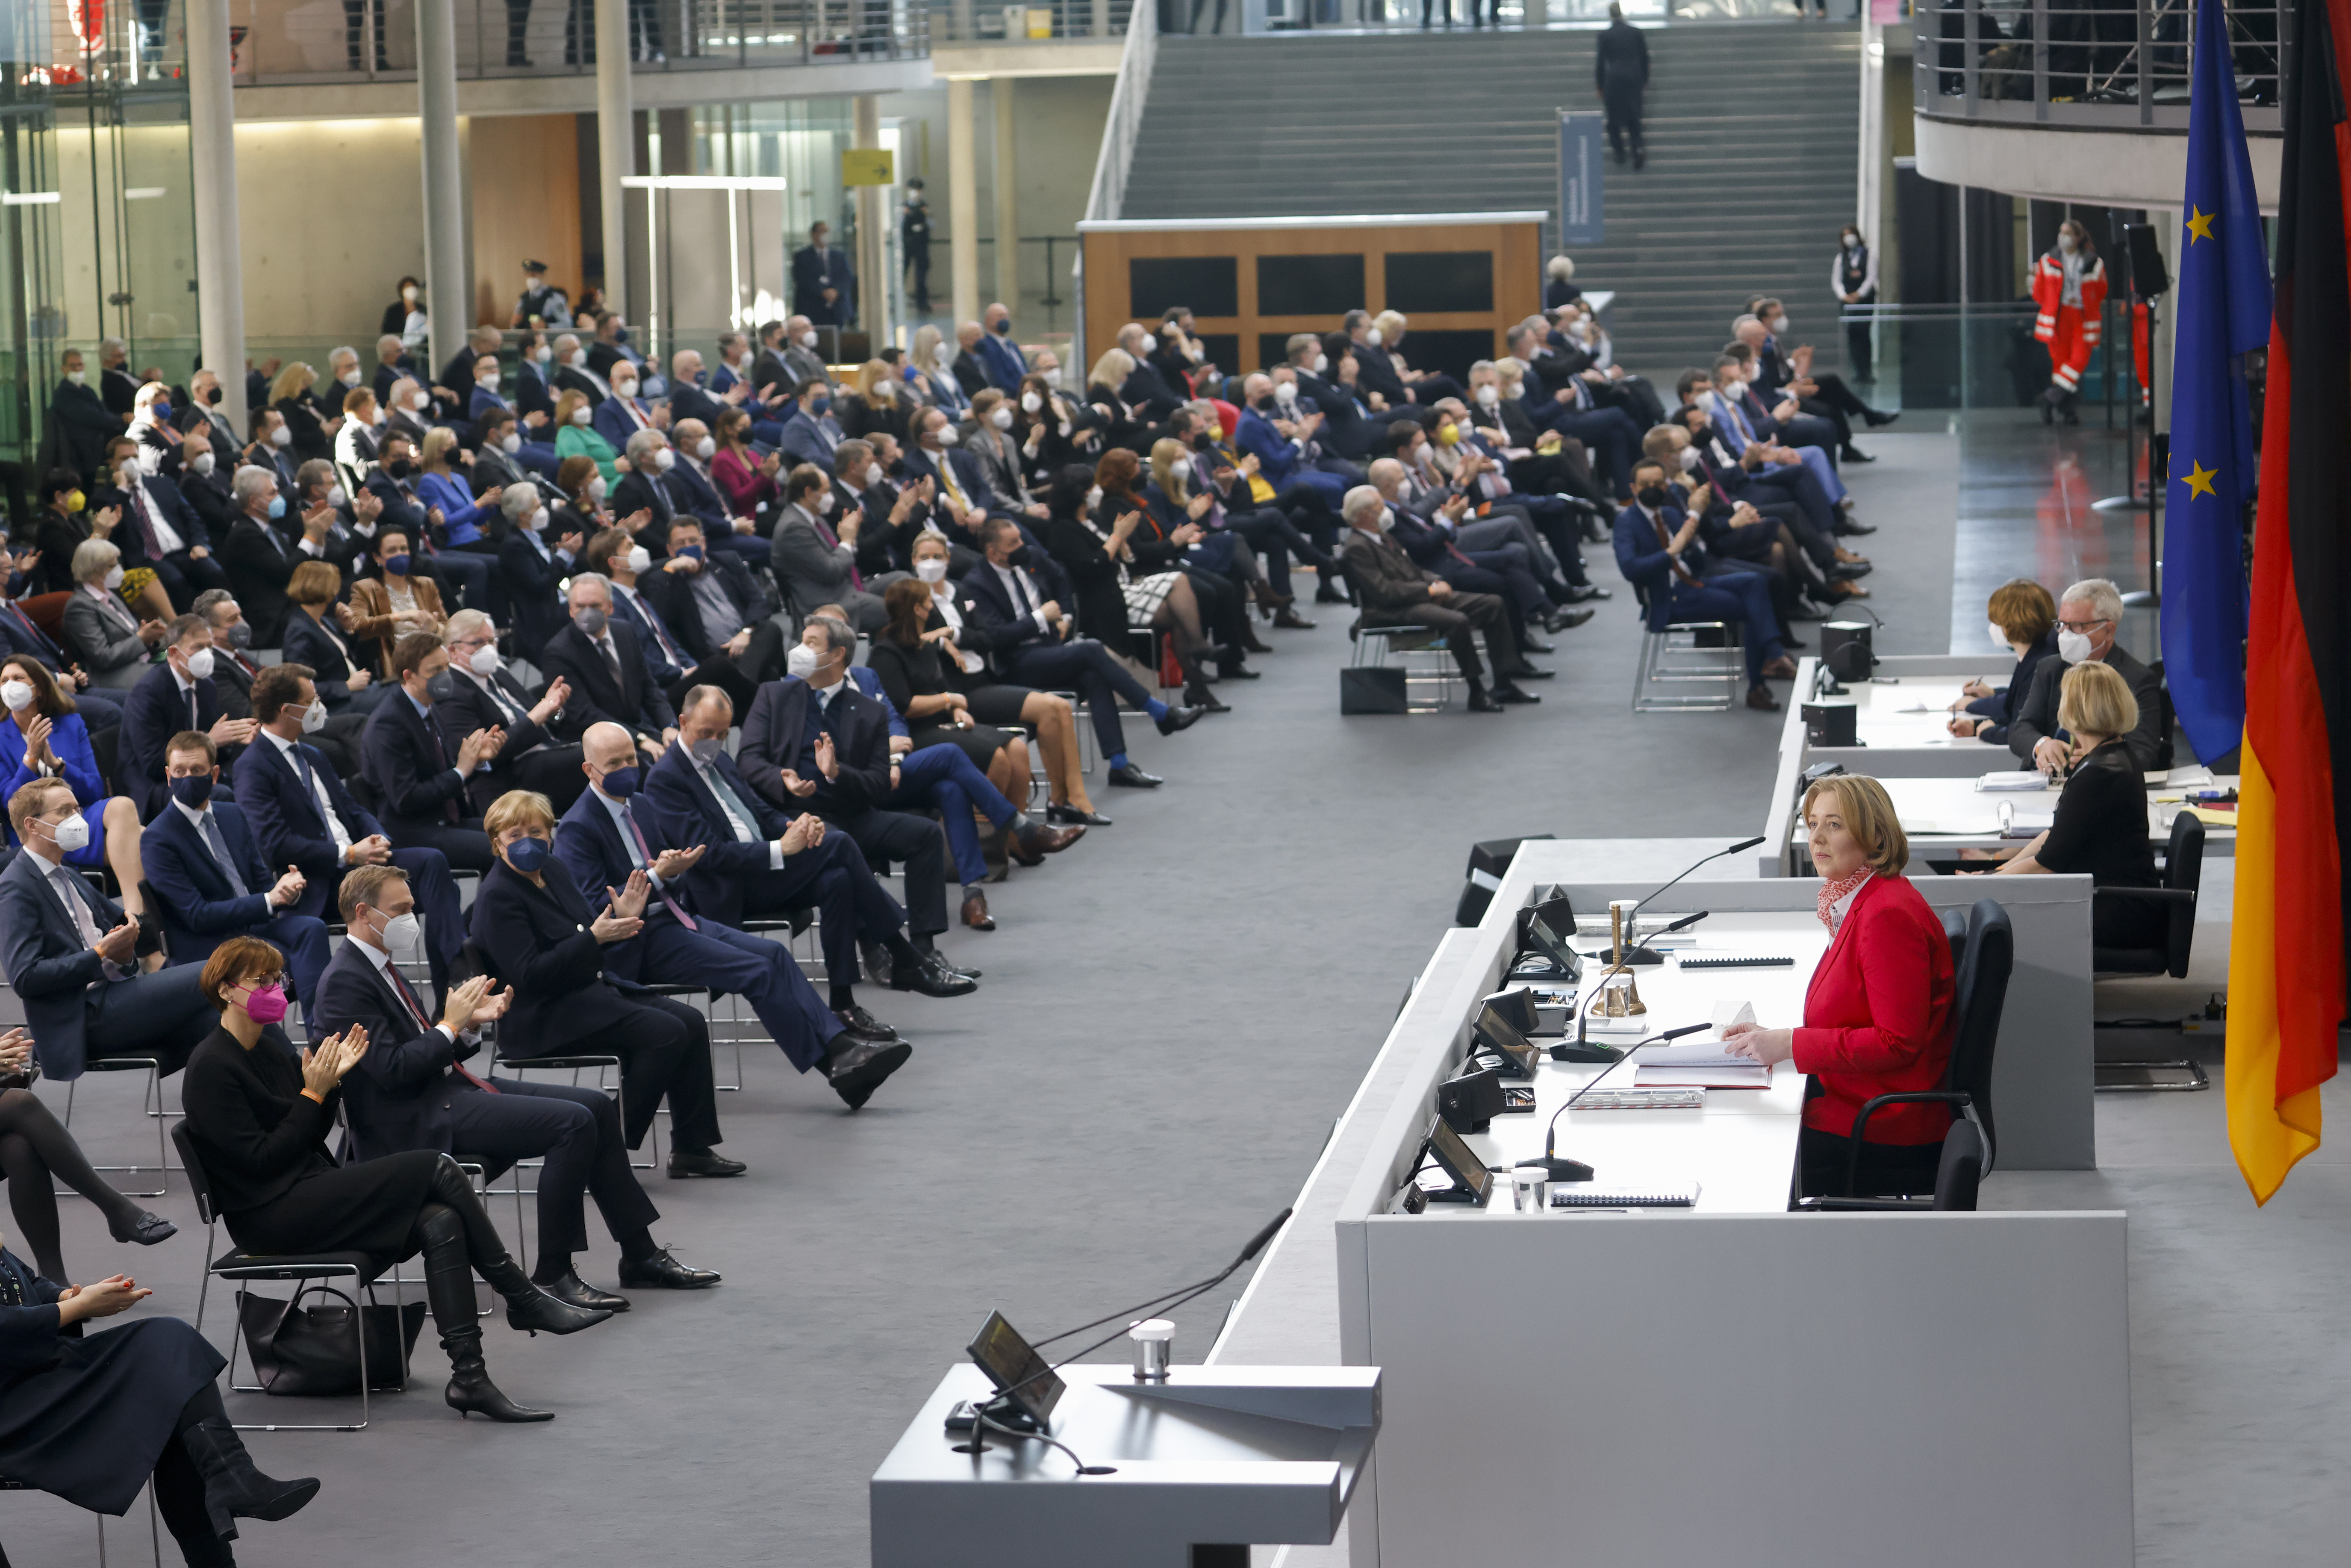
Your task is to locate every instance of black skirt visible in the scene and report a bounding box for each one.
[225,1149,444,1277]
[0,1316,224,1514]
[963,684,1035,726]
[908,722,1011,769]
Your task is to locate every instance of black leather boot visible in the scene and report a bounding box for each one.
[177,1418,319,1539]
[427,1240,554,1422]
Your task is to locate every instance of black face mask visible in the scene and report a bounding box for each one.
[1636,484,1670,509]
[424,671,457,703]
[1188,431,1215,453]
[1005,545,1033,569]
[205,385,224,405]
[388,458,414,480]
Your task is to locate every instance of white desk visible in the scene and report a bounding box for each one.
[1878,771,2238,863]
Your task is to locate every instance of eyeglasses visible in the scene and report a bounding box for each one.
[2056,616,2111,634]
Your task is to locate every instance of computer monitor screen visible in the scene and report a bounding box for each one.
[1526,896,1583,980]
[966,1311,1064,1426]
[1427,1117,1493,1203]
[1474,1003,1543,1077]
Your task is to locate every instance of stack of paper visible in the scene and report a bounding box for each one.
[1632,1043,1771,1089]
[1977,771,2048,793]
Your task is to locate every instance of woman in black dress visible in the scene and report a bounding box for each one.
[0,1245,317,1565]
[1986,660,2164,948]
[178,937,610,1425]
[0,1029,175,1288]
[866,579,1026,788]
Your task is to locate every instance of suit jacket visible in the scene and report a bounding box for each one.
[666,459,732,530]
[438,666,583,813]
[1340,528,1445,614]
[2006,643,2169,772]
[1349,340,1410,407]
[962,429,1026,510]
[220,514,309,645]
[957,557,1067,663]
[1234,407,1314,488]
[553,363,610,410]
[1298,373,1382,460]
[314,940,481,1162]
[0,595,75,677]
[551,788,698,988]
[496,531,574,654]
[62,587,153,684]
[0,851,142,1078]
[736,675,893,820]
[361,692,474,834]
[137,800,283,968]
[591,394,656,455]
[120,663,227,818]
[635,555,761,663]
[180,464,237,539]
[790,244,856,325]
[1790,873,1955,1144]
[641,743,801,926]
[230,732,386,919]
[539,620,676,738]
[281,608,368,707]
[777,413,844,471]
[469,859,650,1052]
[951,351,990,400]
[516,363,557,422]
[1119,363,1185,425]
[613,468,687,539]
[53,379,120,477]
[666,379,732,434]
[771,505,862,618]
[345,575,446,677]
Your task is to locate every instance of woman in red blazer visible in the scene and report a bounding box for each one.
[1725,775,1958,1197]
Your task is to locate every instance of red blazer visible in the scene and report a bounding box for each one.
[1791,874,1957,1144]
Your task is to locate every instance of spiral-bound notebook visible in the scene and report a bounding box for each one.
[1550,1183,1700,1208]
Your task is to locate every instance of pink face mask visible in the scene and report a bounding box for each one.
[242,982,289,1025]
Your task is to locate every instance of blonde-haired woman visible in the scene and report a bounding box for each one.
[553,387,619,488]
[268,360,339,463]
[1723,774,1958,1198]
[840,358,911,444]
[415,425,503,554]
[910,324,969,416]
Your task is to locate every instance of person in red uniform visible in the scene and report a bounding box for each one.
[1722,774,1958,1198]
[2030,219,2106,427]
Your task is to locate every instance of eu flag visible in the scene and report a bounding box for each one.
[2161,0,2271,762]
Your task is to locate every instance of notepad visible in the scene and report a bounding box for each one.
[1633,1043,1771,1089]
[1550,1183,1700,1208]
[1977,771,2048,793]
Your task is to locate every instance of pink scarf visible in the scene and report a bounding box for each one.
[1816,867,1873,930]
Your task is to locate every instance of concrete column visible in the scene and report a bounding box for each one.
[852,95,889,347]
[991,78,1018,311]
[596,0,633,309]
[1092,0,1112,36]
[948,76,980,327]
[416,0,467,374]
[1857,17,1885,262]
[186,0,246,434]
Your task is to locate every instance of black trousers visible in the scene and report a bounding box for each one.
[662,621,788,716]
[738,827,907,987]
[1226,507,1329,599]
[1603,84,1644,157]
[447,1076,657,1256]
[512,991,719,1152]
[150,550,230,613]
[1797,1124,1946,1199]
[1003,638,1154,759]
[80,964,215,1080]
[906,243,932,309]
[834,805,949,937]
[1378,590,1515,683]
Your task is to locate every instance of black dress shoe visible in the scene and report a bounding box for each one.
[618,1247,721,1290]
[1499,664,1556,681]
[1314,582,1351,604]
[859,940,892,988]
[1466,684,1506,713]
[505,1287,614,1335]
[1862,408,1900,427]
[1839,446,1876,464]
[540,1270,630,1312]
[1521,637,1556,655]
[1217,664,1262,680]
[833,1005,900,1044]
[825,1039,913,1110]
[1835,519,1878,536]
[1829,563,1872,581]
[1107,762,1163,788]
[1155,705,1205,736]
[1273,607,1317,629]
[1047,802,1112,826]
[666,1150,748,1179]
[1491,682,1541,704]
[890,949,978,997]
[1547,606,1597,631]
[109,1208,176,1246]
[1184,685,1231,713]
[1564,583,1612,602]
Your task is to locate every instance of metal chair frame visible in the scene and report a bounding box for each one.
[0,1475,161,1566]
[1631,619,1743,712]
[1349,621,1457,712]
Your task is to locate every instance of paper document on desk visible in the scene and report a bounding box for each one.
[1633,1043,1771,1089]
[2158,765,2215,787]
[1706,999,1756,1040]
[1977,771,2048,793]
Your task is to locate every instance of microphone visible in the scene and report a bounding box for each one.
[1564,911,1709,1062]
[1603,839,1766,964]
[1528,1022,1709,1182]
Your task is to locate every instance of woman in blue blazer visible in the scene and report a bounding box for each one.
[0,655,153,925]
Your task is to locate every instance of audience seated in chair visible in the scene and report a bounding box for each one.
[0,657,151,921]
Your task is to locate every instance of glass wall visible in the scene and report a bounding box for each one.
[1,0,197,470]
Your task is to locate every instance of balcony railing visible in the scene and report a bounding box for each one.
[923,0,1132,42]
[1916,0,2285,131]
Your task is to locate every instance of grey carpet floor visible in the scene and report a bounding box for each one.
[6,426,2308,1566]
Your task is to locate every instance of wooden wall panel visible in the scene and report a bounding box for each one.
[1081,219,1543,382]
[469,114,584,330]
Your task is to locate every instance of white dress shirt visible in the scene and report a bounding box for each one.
[263,729,353,858]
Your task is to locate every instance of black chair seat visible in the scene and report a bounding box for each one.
[208,1249,381,1285]
[494,1053,620,1073]
[2093,945,2167,975]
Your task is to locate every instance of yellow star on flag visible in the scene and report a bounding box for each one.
[2180,459,2218,499]
[2186,206,2215,243]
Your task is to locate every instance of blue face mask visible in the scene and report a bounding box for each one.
[599,764,640,798]
[676,544,704,562]
[266,495,286,519]
[810,396,831,418]
[170,774,213,807]
[385,553,410,577]
[992,319,1011,335]
[151,400,171,420]
[503,834,551,873]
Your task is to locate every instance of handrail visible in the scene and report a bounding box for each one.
[1915,0,2285,133]
[1083,0,1156,224]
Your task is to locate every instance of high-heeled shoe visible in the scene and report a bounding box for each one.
[109,1207,177,1246]
[179,1417,321,1540]
[445,1328,554,1422]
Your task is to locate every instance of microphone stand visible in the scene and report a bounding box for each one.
[1603,839,1765,964]
[1565,911,1709,1061]
[1528,1020,1711,1182]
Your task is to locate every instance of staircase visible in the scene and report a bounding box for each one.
[1118,22,1865,377]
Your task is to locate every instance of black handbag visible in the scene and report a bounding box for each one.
[237,1284,425,1396]
[1340,665,1409,715]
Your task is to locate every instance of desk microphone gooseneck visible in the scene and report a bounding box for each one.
[1604,838,1765,964]
[1528,1022,1710,1183]
[1567,912,1709,1064]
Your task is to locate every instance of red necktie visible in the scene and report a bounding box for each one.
[386,960,497,1093]
[622,805,698,930]
[815,514,862,590]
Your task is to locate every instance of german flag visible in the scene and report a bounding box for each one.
[2228,0,2351,1203]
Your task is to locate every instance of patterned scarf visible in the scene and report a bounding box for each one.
[1817,867,1873,931]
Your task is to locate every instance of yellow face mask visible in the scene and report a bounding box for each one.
[1435,422,1460,447]
[64,490,86,513]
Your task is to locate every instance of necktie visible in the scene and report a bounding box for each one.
[197,812,251,897]
[937,459,971,513]
[53,867,104,949]
[127,485,166,559]
[384,961,498,1094]
[598,634,625,690]
[814,511,862,589]
[1005,565,1037,619]
[419,709,462,823]
[485,675,525,727]
[621,804,697,929]
[1650,514,1700,587]
[185,685,200,732]
[629,593,686,669]
[700,762,761,844]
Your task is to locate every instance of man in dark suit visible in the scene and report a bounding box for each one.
[659,420,745,531]
[1611,462,1794,713]
[140,731,332,1017]
[97,338,139,421]
[790,222,855,328]
[1342,484,1530,714]
[53,350,122,480]
[617,429,774,574]
[593,525,772,716]
[236,663,468,996]
[0,778,219,1082]
[949,321,991,401]
[1595,0,1650,166]
[735,626,986,999]
[1112,324,1186,425]
[649,685,964,1036]
[179,368,242,452]
[219,463,336,648]
[434,611,589,813]
[550,333,611,410]
[2007,578,2170,773]
[661,348,736,435]
[177,426,240,542]
[120,614,257,819]
[557,721,916,1108]
[111,454,226,611]
[358,632,501,870]
[538,575,679,763]
[319,862,717,1305]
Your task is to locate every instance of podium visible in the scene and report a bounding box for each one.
[870,1364,1382,1568]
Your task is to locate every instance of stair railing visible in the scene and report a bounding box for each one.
[1083,0,1156,226]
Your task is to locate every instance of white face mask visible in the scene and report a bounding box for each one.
[1373,510,1394,534]
[567,348,589,367]
[871,382,895,402]
[588,477,608,502]
[914,557,948,584]
[1020,392,1043,414]
[301,698,328,733]
[625,545,651,574]
[2056,628,2095,664]
[2056,233,2078,255]
[1311,354,1330,374]
[184,647,215,680]
[1041,366,1063,389]
[1365,327,1384,347]
[271,424,293,447]
[103,564,126,592]
[191,452,215,475]
[326,485,348,508]
[818,490,836,515]
[501,432,522,454]
[1085,485,1104,511]
[0,681,32,712]
[66,370,85,386]
[371,405,388,426]
[934,425,960,446]
[933,342,954,368]
[786,643,821,679]
[401,285,418,303]
[1990,620,2012,651]
[534,345,553,364]
[530,507,550,532]
[339,370,363,388]
[1843,234,1862,251]
[654,447,675,472]
[1474,383,1500,407]
[375,910,422,950]
[569,405,592,425]
[1768,315,1788,335]
[47,813,91,854]
[470,644,501,676]
[480,371,500,390]
[1677,447,1700,472]
[695,436,716,460]
[1272,381,1297,405]
[800,330,819,349]
[989,407,1014,431]
[613,381,638,401]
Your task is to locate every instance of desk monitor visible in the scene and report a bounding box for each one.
[1426,1117,1493,1205]
[1473,1003,1544,1079]
[1526,896,1583,981]
[966,1311,1064,1427]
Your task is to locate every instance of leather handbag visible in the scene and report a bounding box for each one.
[1340,666,1409,715]
[238,1285,425,1396]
